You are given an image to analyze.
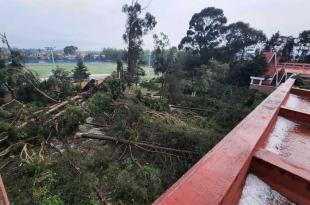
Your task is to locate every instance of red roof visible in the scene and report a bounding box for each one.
[263,65,277,78]
[260,53,310,78]
[262,52,275,64]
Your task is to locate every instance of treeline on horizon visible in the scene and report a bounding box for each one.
[2,6,310,66]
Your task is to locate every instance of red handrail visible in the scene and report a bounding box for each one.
[0,175,9,205]
[153,79,297,205]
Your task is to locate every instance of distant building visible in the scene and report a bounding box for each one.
[250,52,310,94]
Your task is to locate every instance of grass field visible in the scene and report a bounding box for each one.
[27,62,158,81]
[27,62,117,79]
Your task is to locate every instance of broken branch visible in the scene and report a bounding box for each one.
[80,133,199,156]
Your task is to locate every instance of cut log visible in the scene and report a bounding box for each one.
[46,95,82,114]
[17,95,82,129]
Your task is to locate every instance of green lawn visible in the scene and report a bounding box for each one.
[141,66,157,81]
[26,62,116,79]
[26,62,158,81]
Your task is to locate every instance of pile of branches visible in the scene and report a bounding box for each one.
[0,33,86,160]
[0,93,84,163]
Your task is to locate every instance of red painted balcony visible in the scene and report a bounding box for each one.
[154,78,310,205]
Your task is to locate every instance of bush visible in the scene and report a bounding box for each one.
[45,67,76,100]
[108,100,144,141]
[136,166,163,200]
[140,78,161,91]
[46,151,99,205]
[40,196,64,205]
[87,93,113,116]
[294,75,310,89]
[17,150,98,205]
[57,106,88,136]
[143,98,169,112]
[99,74,125,100]
[103,160,163,204]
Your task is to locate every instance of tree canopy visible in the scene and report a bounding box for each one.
[122,1,157,85]
[264,31,282,52]
[179,7,227,63]
[223,22,266,62]
[297,30,310,62]
[64,45,78,55]
[73,59,90,82]
[179,7,267,64]
[101,48,125,61]
[264,30,310,63]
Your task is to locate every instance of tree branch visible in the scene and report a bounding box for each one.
[80,133,199,156]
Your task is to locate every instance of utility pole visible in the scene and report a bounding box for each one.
[45,47,56,68]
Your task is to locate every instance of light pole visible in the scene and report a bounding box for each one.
[45,47,56,68]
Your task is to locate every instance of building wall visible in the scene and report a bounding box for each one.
[250,84,276,95]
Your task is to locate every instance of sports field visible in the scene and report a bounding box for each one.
[27,62,116,79]
[27,62,157,81]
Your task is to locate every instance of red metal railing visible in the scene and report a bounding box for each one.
[277,63,310,69]
[153,78,310,204]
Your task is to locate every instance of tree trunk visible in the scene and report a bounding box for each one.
[160,76,164,100]
[128,25,134,84]
[3,83,16,99]
[191,72,195,97]
[80,133,198,155]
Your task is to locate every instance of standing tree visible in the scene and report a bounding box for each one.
[1,33,25,67]
[0,49,7,102]
[228,53,267,86]
[264,31,283,52]
[223,22,266,62]
[73,59,90,87]
[297,30,310,62]
[0,33,24,99]
[116,60,125,94]
[47,66,74,99]
[179,7,227,64]
[0,48,5,68]
[152,33,173,98]
[264,32,296,62]
[280,36,295,62]
[64,45,78,55]
[178,7,227,96]
[122,1,157,85]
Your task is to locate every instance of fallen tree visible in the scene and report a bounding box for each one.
[16,95,83,129]
[80,133,199,156]
[46,95,82,114]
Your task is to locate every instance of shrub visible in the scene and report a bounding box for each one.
[99,74,125,100]
[143,98,169,112]
[57,106,88,136]
[87,93,113,116]
[103,160,163,204]
[40,196,64,205]
[108,101,144,141]
[294,75,310,89]
[140,78,161,91]
[136,166,163,200]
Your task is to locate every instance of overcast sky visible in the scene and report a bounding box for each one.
[1,0,310,51]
